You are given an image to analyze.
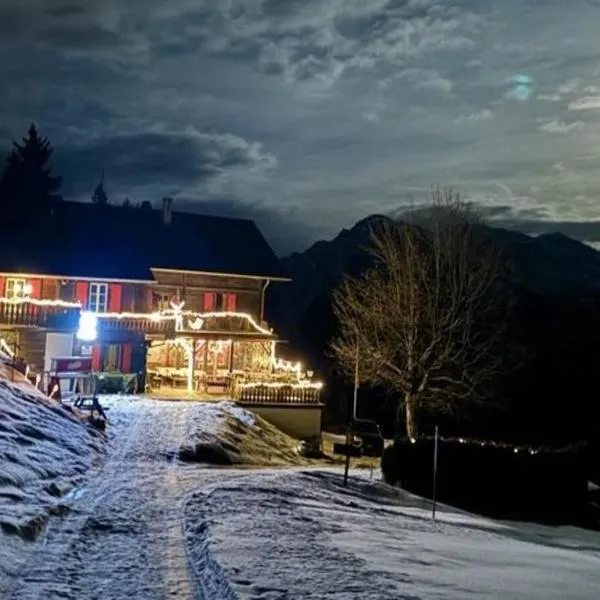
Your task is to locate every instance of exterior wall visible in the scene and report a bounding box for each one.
[0,272,266,321]
[240,404,323,439]
[16,329,47,375]
[151,270,264,320]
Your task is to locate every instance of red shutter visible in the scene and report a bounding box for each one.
[121,344,132,372]
[109,284,122,312]
[225,293,237,311]
[29,278,42,299]
[75,282,88,308]
[203,291,216,311]
[91,344,101,371]
[0,276,5,297]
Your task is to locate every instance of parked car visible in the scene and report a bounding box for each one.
[350,419,384,457]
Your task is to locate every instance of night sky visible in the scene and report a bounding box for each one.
[2,1,600,255]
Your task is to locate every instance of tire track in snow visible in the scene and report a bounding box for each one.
[7,402,152,600]
[8,399,242,600]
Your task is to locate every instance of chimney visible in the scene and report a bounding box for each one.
[162,196,173,225]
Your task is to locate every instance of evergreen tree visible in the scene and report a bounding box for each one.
[0,124,62,218]
[92,182,109,205]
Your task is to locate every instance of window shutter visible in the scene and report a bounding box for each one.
[121,344,132,372]
[0,277,5,297]
[29,279,42,299]
[91,344,101,371]
[109,284,122,312]
[75,282,89,308]
[225,293,237,311]
[203,291,216,311]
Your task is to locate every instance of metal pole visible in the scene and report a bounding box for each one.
[343,425,351,487]
[432,425,439,520]
[352,342,359,421]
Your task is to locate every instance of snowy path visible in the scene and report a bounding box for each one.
[6,399,237,600]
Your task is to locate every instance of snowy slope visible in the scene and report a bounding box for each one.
[179,399,308,465]
[100,396,307,465]
[0,364,100,583]
[3,396,305,599]
[184,470,600,599]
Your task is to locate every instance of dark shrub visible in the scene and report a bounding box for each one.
[382,437,590,525]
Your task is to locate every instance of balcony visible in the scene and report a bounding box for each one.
[0,301,80,330]
[97,315,175,337]
[96,311,275,339]
[184,313,273,337]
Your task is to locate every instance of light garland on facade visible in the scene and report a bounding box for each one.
[165,337,194,392]
[272,357,303,373]
[238,380,323,390]
[0,297,81,308]
[0,296,323,399]
[0,296,274,336]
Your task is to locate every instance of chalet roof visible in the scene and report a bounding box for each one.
[0,202,288,281]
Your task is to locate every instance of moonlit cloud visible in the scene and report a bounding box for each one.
[538,119,584,134]
[1,0,600,254]
[569,96,600,111]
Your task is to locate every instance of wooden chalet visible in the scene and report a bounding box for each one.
[0,199,322,435]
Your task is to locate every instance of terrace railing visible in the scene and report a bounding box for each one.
[97,315,176,336]
[234,384,322,405]
[0,301,80,330]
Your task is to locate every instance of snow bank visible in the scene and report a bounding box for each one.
[178,400,308,466]
[183,470,600,599]
[0,364,100,581]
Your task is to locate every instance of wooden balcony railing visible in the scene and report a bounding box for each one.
[234,384,322,405]
[0,302,80,330]
[97,316,176,336]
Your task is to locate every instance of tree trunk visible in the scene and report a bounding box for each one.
[404,392,417,439]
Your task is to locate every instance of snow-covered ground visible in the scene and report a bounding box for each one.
[0,364,101,585]
[3,393,600,599]
[186,470,600,599]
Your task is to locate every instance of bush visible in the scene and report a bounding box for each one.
[382,437,590,525]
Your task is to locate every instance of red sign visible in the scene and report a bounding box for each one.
[51,356,92,373]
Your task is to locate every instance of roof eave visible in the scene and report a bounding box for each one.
[150,267,291,282]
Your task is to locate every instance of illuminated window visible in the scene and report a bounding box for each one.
[5,278,32,299]
[88,283,108,312]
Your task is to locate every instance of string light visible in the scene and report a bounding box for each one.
[407,435,541,454]
[272,357,303,373]
[0,297,80,308]
[0,296,323,397]
[165,337,194,392]
[238,381,323,390]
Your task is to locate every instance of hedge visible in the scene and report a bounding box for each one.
[381,437,591,525]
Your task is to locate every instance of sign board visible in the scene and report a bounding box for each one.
[51,356,92,373]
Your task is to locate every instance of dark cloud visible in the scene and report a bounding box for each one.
[1,0,600,255]
[54,129,277,200]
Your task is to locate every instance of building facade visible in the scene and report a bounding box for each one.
[0,200,322,418]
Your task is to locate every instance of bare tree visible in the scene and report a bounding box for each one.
[331,189,507,439]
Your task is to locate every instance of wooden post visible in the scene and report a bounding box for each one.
[190,338,196,392]
[228,341,234,372]
[432,426,439,520]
